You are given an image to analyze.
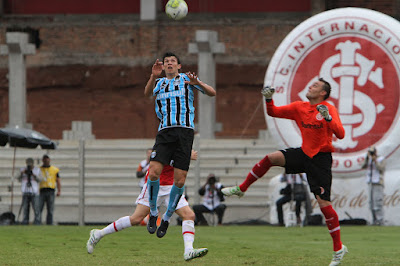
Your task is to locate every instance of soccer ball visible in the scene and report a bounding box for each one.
[165,0,188,20]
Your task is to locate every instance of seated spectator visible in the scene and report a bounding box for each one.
[276,173,307,226]
[193,174,226,225]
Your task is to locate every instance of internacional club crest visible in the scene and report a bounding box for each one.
[264,8,400,174]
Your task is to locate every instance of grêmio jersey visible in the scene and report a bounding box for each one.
[266,100,345,158]
[153,73,205,131]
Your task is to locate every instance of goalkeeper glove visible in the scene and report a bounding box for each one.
[261,86,275,100]
[316,104,332,122]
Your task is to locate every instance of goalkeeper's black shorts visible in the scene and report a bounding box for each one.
[280,147,332,201]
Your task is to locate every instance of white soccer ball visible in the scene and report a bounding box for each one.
[165,0,188,20]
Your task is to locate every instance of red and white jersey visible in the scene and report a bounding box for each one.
[144,165,174,186]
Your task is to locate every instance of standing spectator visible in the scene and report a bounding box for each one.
[222,79,348,265]
[136,148,152,190]
[193,174,226,226]
[276,173,307,226]
[362,146,386,225]
[38,154,61,225]
[18,158,41,225]
[144,52,216,237]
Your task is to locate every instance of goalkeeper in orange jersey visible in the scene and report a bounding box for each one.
[222,78,348,266]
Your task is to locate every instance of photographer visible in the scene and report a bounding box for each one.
[361,147,386,225]
[276,173,307,226]
[193,174,226,226]
[18,158,41,225]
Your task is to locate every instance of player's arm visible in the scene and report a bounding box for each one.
[318,105,345,139]
[144,59,163,97]
[191,150,198,160]
[136,164,145,178]
[262,86,297,119]
[185,72,216,96]
[266,100,298,119]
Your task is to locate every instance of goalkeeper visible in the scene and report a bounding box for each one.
[222,78,348,266]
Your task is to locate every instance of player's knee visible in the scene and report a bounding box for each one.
[182,212,195,221]
[174,175,186,187]
[129,215,142,226]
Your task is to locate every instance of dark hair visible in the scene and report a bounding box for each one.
[162,52,180,64]
[42,154,50,159]
[319,78,331,100]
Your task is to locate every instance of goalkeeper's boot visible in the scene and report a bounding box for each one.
[329,245,348,266]
[147,215,158,234]
[86,229,101,254]
[156,219,169,238]
[221,186,244,198]
[184,248,208,261]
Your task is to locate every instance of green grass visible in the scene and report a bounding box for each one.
[0,225,399,265]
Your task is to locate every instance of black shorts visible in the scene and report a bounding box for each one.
[150,127,194,171]
[280,147,332,201]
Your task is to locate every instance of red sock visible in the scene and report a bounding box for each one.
[239,156,272,192]
[321,205,342,251]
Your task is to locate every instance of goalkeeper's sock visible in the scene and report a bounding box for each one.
[239,155,272,192]
[163,184,184,222]
[148,179,160,216]
[99,216,132,237]
[182,220,195,253]
[321,205,342,251]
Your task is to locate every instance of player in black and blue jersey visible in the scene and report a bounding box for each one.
[144,52,216,238]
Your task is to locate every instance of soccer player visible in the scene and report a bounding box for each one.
[144,52,216,238]
[222,78,348,266]
[86,151,208,261]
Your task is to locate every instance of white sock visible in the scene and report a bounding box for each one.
[99,216,132,237]
[182,220,195,253]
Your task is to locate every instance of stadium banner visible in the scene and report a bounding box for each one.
[264,7,400,175]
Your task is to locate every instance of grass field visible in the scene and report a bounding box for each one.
[1,225,399,265]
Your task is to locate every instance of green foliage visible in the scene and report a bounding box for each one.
[0,225,399,265]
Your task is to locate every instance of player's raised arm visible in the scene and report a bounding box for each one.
[185,72,216,96]
[144,59,163,97]
[262,86,297,120]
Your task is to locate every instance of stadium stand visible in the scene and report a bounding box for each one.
[0,138,281,225]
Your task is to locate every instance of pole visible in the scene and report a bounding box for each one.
[78,139,85,226]
[10,146,16,213]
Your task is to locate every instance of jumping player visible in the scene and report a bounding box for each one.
[144,52,216,238]
[86,151,208,261]
[222,78,348,266]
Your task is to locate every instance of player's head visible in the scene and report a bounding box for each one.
[163,52,180,64]
[162,52,181,76]
[319,78,331,100]
[306,78,331,101]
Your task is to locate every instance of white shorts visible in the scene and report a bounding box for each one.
[135,184,189,210]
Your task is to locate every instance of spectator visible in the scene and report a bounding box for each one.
[38,155,61,225]
[361,146,386,225]
[18,158,41,225]
[136,148,152,190]
[276,173,307,226]
[193,174,226,225]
